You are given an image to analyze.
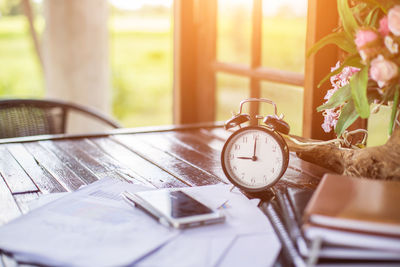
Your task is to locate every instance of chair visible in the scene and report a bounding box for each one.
[0,99,121,139]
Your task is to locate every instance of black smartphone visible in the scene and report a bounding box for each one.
[122,189,225,229]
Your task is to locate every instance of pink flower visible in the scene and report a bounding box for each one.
[322,109,340,133]
[330,62,360,89]
[370,55,398,88]
[321,63,360,133]
[324,88,337,101]
[384,36,399,54]
[355,30,378,49]
[331,61,341,72]
[379,16,390,36]
[388,5,400,36]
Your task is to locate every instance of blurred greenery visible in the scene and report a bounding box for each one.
[0,0,21,16]
[0,16,43,97]
[0,1,388,147]
[0,4,307,133]
[217,4,306,73]
[109,12,173,126]
[217,3,306,136]
[0,12,174,127]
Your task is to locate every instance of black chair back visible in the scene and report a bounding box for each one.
[0,99,121,139]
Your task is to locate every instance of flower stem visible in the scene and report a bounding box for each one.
[389,85,399,136]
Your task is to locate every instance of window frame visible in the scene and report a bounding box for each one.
[173,0,341,139]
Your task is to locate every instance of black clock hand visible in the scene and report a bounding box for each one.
[252,138,258,161]
[236,156,253,160]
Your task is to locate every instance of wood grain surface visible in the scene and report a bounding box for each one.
[0,125,324,266]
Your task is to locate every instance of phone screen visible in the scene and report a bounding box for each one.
[169,191,213,218]
[135,190,214,218]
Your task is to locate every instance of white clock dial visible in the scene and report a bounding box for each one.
[222,127,288,191]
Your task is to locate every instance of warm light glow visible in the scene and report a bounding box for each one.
[218,0,307,17]
[109,0,172,10]
[107,0,306,17]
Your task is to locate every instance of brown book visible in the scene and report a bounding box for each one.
[304,173,400,237]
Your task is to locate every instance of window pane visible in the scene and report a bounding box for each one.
[110,2,173,127]
[217,0,251,65]
[261,0,307,73]
[216,73,249,121]
[260,82,303,136]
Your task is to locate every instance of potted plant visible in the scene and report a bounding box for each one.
[288,0,400,180]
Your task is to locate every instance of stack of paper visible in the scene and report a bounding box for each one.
[0,178,281,267]
[0,178,178,266]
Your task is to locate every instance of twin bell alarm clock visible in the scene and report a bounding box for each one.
[221,98,290,193]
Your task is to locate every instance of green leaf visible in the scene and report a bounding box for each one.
[364,7,380,26]
[350,66,370,118]
[317,54,363,87]
[335,100,360,136]
[352,3,368,25]
[389,85,399,136]
[369,9,380,27]
[307,31,356,58]
[351,3,367,13]
[338,0,359,39]
[359,0,388,14]
[317,84,352,111]
[318,67,343,88]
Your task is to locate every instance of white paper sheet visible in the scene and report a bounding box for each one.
[133,185,281,267]
[28,192,67,210]
[0,178,178,267]
[3,179,281,267]
[217,233,281,267]
[135,235,236,267]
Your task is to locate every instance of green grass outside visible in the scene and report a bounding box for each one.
[0,16,43,97]
[217,15,306,136]
[0,15,174,127]
[218,15,306,73]
[110,29,173,126]
[0,14,307,134]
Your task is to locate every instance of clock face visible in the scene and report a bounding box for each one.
[221,126,288,192]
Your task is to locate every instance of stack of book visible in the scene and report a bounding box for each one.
[261,173,400,266]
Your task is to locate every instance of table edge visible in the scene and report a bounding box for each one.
[0,122,225,144]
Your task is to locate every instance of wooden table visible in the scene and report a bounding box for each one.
[0,124,326,266]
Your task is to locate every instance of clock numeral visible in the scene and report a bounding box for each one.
[233,166,237,171]
[263,175,268,182]
[251,177,256,184]
[272,145,277,152]
[234,144,240,150]
[265,137,268,144]
[271,168,275,173]
[229,154,234,160]
[241,173,245,179]
[242,137,248,143]
[252,134,258,140]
